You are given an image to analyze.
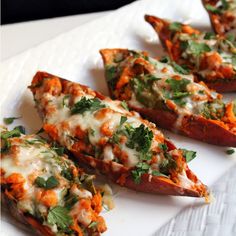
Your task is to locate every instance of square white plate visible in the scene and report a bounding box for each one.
[1,0,235,235]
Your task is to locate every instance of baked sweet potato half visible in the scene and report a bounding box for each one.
[144,14,236,92]
[202,0,236,39]
[100,48,236,147]
[29,71,209,198]
[0,126,107,236]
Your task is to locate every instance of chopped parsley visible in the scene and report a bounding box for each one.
[187,41,211,56]
[125,124,153,153]
[34,176,59,189]
[201,100,225,120]
[205,4,221,14]
[169,22,182,32]
[52,142,65,155]
[3,116,21,125]
[159,143,168,151]
[71,97,105,115]
[166,78,190,92]
[159,153,177,175]
[61,168,73,181]
[0,126,25,153]
[226,149,235,155]
[181,149,196,162]
[105,65,117,84]
[121,100,129,111]
[131,162,150,184]
[172,62,190,75]
[204,32,216,40]
[47,206,73,230]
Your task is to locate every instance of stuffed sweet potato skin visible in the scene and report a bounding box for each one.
[131,105,236,147]
[144,14,236,92]
[30,71,208,198]
[1,195,55,236]
[1,129,106,236]
[202,0,236,36]
[100,48,236,147]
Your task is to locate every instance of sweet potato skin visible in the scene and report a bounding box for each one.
[100,49,236,147]
[130,104,236,147]
[144,14,236,93]
[202,0,234,36]
[72,152,203,197]
[1,193,55,236]
[31,71,207,198]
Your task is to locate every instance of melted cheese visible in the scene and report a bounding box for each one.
[1,134,98,233]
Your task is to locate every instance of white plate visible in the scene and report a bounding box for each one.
[0,0,235,235]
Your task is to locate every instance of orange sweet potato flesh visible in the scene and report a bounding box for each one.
[144,14,236,92]
[30,71,208,198]
[100,49,236,147]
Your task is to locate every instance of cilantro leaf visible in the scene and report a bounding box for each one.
[143,74,161,82]
[226,149,235,155]
[159,154,177,175]
[64,195,78,210]
[0,127,22,139]
[160,56,170,63]
[204,32,216,40]
[126,124,153,153]
[34,176,59,189]
[181,149,196,162]
[0,126,25,153]
[205,4,221,14]
[52,142,65,155]
[172,62,190,75]
[46,176,59,189]
[121,101,129,111]
[3,116,21,125]
[158,143,168,151]
[188,41,211,56]
[47,206,73,230]
[169,22,182,32]
[152,170,169,177]
[166,78,191,92]
[120,116,127,126]
[34,177,46,188]
[131,162,150,184]
[71,97,105,115]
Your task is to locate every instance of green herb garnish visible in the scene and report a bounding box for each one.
[126,124,153,153]
[181,149,196,162]
[226,149,235,155]
[172,62,190,75]
[47,206,73,230]
[121,101,129,111]
[131,162,150,184]
[169,22,182,32]
[3,116,21,125]
[34,176,59,189]
[204,32,215,40]
[205,4,221,14]
[71,97,105,115]
[166,78,190,92]
[188,41,211,56]
[159,143,168,151]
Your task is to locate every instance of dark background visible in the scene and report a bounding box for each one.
[1,0,136,24]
